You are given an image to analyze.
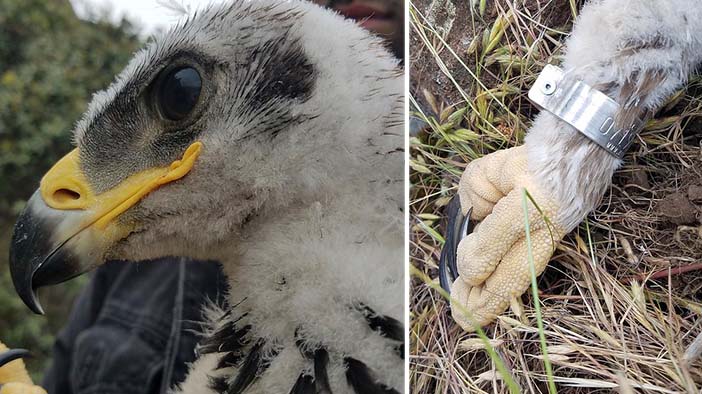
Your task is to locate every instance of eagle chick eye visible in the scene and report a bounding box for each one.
[157,66,202,121]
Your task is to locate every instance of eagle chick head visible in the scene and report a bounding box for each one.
[9,0,403,314]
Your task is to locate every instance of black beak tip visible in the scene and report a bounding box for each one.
[9,205,48,315]
[9,260,46,315]
[9,255,45,315]
[20,287,45,316]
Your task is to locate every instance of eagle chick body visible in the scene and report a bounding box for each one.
[103,1,406,393]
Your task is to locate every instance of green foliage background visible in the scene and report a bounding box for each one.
[0,0,140,380]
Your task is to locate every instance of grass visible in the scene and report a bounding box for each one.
[411,265,522,394]
[409,1,702,393]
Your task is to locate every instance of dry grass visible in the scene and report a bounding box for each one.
[409,1,702,393]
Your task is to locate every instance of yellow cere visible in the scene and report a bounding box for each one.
[40,142,203,230]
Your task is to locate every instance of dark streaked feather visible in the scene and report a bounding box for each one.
[294,327,315,359]
[217,349,245,370]
[289,374,315,394]
[200,323,251,357]
[313,348,333,394]
[295,328,333,393]
[227,339,272,394]
[616,69,663,129]
[203,308,256,393]
[394,344,404,359]
[344,357,399,394]
[209,376,229,394]
[356,304,403,342]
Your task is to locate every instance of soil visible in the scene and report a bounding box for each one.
[689,184,702,204]
[410,0,579,113]
[658,191,700,225]
[611,156,702,299]
[410,0,473,111]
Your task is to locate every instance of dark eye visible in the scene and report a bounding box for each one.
[157,67,202,121]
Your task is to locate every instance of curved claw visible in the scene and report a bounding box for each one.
[0,349,29,368]
[438,195,472,295]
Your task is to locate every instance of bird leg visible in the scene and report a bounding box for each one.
[448,0,702,331]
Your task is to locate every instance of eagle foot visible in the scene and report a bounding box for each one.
[446,146,565,331]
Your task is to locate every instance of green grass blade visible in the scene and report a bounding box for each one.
[521,189,557,394]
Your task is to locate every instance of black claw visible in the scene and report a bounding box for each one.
[0,349,30,368]
[439,196,472,295]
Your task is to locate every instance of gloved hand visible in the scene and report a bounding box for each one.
[0,342,46,394]
[449,145,564,330]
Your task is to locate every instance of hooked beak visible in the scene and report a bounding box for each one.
[10,142,203,314]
